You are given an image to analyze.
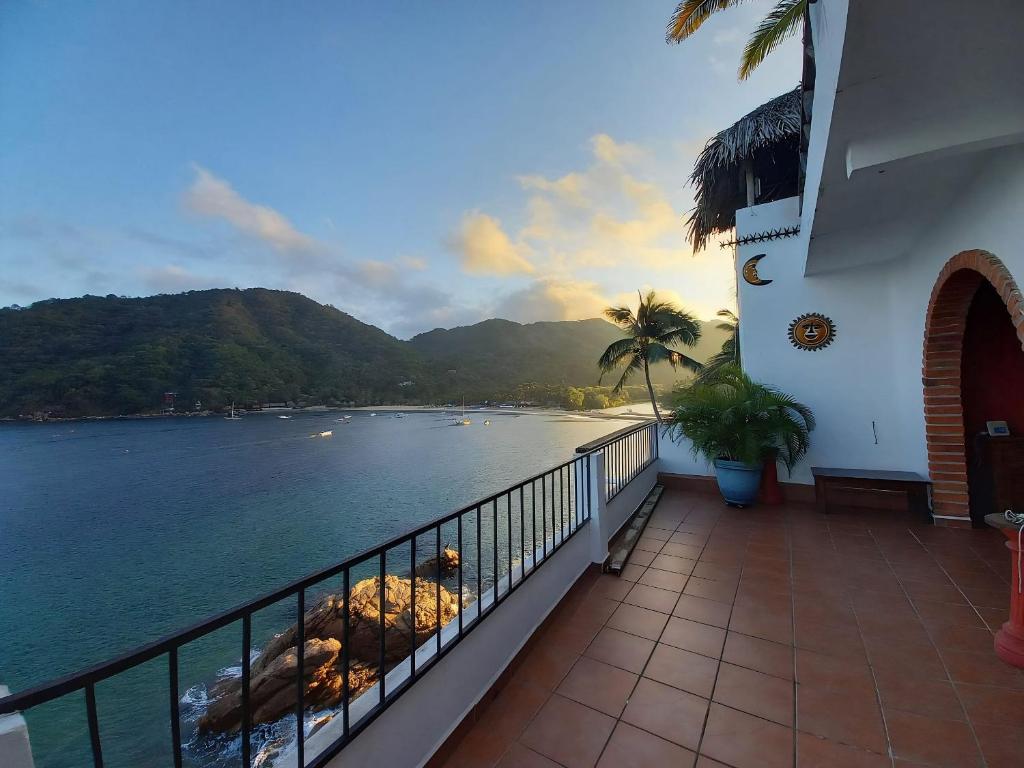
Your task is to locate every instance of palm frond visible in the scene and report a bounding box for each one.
[603,305,635,329]
[610,356,643,393]
[597,337,639,377]
[648,342,703,374]
[666,0,751,43]
[739,0,805,80]
[668,364,814,472]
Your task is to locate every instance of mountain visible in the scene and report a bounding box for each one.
[0,289,425,417]
[0,289,730,417]
[410,317,727,398]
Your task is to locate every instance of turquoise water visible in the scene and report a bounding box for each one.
[0,411,616,768]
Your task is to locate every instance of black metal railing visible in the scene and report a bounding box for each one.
[575,420,658,501]
[0,453,596,768]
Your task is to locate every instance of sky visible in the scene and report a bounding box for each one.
[0,1,799,339]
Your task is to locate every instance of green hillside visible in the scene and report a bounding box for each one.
[0,289,425,417]
[0,289,728,418]
[410,317,726,402]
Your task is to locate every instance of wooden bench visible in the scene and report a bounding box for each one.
[811,467,932,522]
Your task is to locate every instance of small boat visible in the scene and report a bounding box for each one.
[483,419,491,426]
[393,412,405,418]
[278,415,291,420]
[369,413,377,417]
[312,430,333,438]
[451,398,471,426]
[224,403,242,420]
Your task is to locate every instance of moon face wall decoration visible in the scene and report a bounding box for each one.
[788,313,836,351]
[742,254,772,286]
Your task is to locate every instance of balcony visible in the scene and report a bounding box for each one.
[2,422,1019,768]
[440,487,1020,768]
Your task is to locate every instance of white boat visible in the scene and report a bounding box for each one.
[313,430,333,438]
[224,403,242,420]
[369,413,377,417]
[278,415,291,419]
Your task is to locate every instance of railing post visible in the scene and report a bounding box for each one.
[0,686,35,768]
[588,452,609,565]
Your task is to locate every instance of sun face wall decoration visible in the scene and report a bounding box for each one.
[788,313,836,351]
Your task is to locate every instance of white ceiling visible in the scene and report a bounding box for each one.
[805,0,1024,275]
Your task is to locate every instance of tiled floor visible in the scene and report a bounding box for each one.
[442,487,1024,768]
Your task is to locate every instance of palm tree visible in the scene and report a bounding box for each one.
[598,290,702,422]
[695,309,739,384]
[666,0,806,80]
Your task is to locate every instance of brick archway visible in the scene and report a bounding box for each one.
[923,250,1024,525]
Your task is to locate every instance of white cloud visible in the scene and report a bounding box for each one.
[493,277,610,323]
[450,211,534,275]
[183,165,315,253]
[590,134,644,167]
[517,172,587,206]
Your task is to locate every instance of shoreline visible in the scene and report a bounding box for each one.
[1,404,654,425]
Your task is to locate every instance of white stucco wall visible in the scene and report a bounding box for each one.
[656,429,713,478]
[0,686,34,768]
[737,147,1024,486]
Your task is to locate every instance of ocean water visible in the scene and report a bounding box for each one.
[0,410,618,768]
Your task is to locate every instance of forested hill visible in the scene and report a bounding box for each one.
[0,289,726,417]
[0,289,424,417]
[409,317,726,393]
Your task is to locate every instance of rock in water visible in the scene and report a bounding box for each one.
[198,575,459,733]
[199,637,342,732]
[414,547,460,578]
[347,574,460,662]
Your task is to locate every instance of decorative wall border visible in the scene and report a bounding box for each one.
[720,225,800,249]
[922,249,1024,525]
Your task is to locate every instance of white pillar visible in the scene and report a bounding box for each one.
[0,686,35,768]
[588,452,609,565]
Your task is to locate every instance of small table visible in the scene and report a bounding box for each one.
[984,513,1024,668]
[811,467,932,522]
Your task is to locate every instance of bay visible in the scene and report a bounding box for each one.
[0,409,618,768]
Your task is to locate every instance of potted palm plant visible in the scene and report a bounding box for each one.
[667,365,814,507]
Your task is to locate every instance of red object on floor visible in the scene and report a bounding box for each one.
[759,457,784,505]
[993,526,1024,668]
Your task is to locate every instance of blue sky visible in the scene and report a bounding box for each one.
[0,1,798,338]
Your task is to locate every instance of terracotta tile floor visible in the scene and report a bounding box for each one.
[442,488,1023,768]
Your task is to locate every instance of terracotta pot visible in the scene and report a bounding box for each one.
[759,455,784,505]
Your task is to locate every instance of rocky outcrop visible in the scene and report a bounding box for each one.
[347,574,460,663]
[198,572,459,734]
[414,547,460,579]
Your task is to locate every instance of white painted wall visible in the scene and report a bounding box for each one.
[0,686,35,768]
[657,429,713,478]
[737,147,1024,486]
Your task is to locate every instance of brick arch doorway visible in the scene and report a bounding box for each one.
[923,250,1024,526]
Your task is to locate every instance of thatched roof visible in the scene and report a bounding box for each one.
[687,87,801,250]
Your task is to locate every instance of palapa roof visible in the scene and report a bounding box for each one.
[687,87,801,250]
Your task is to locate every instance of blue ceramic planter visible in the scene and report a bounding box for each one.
[714,459,763,507]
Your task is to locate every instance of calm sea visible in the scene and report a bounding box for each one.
[0,410,618,768]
